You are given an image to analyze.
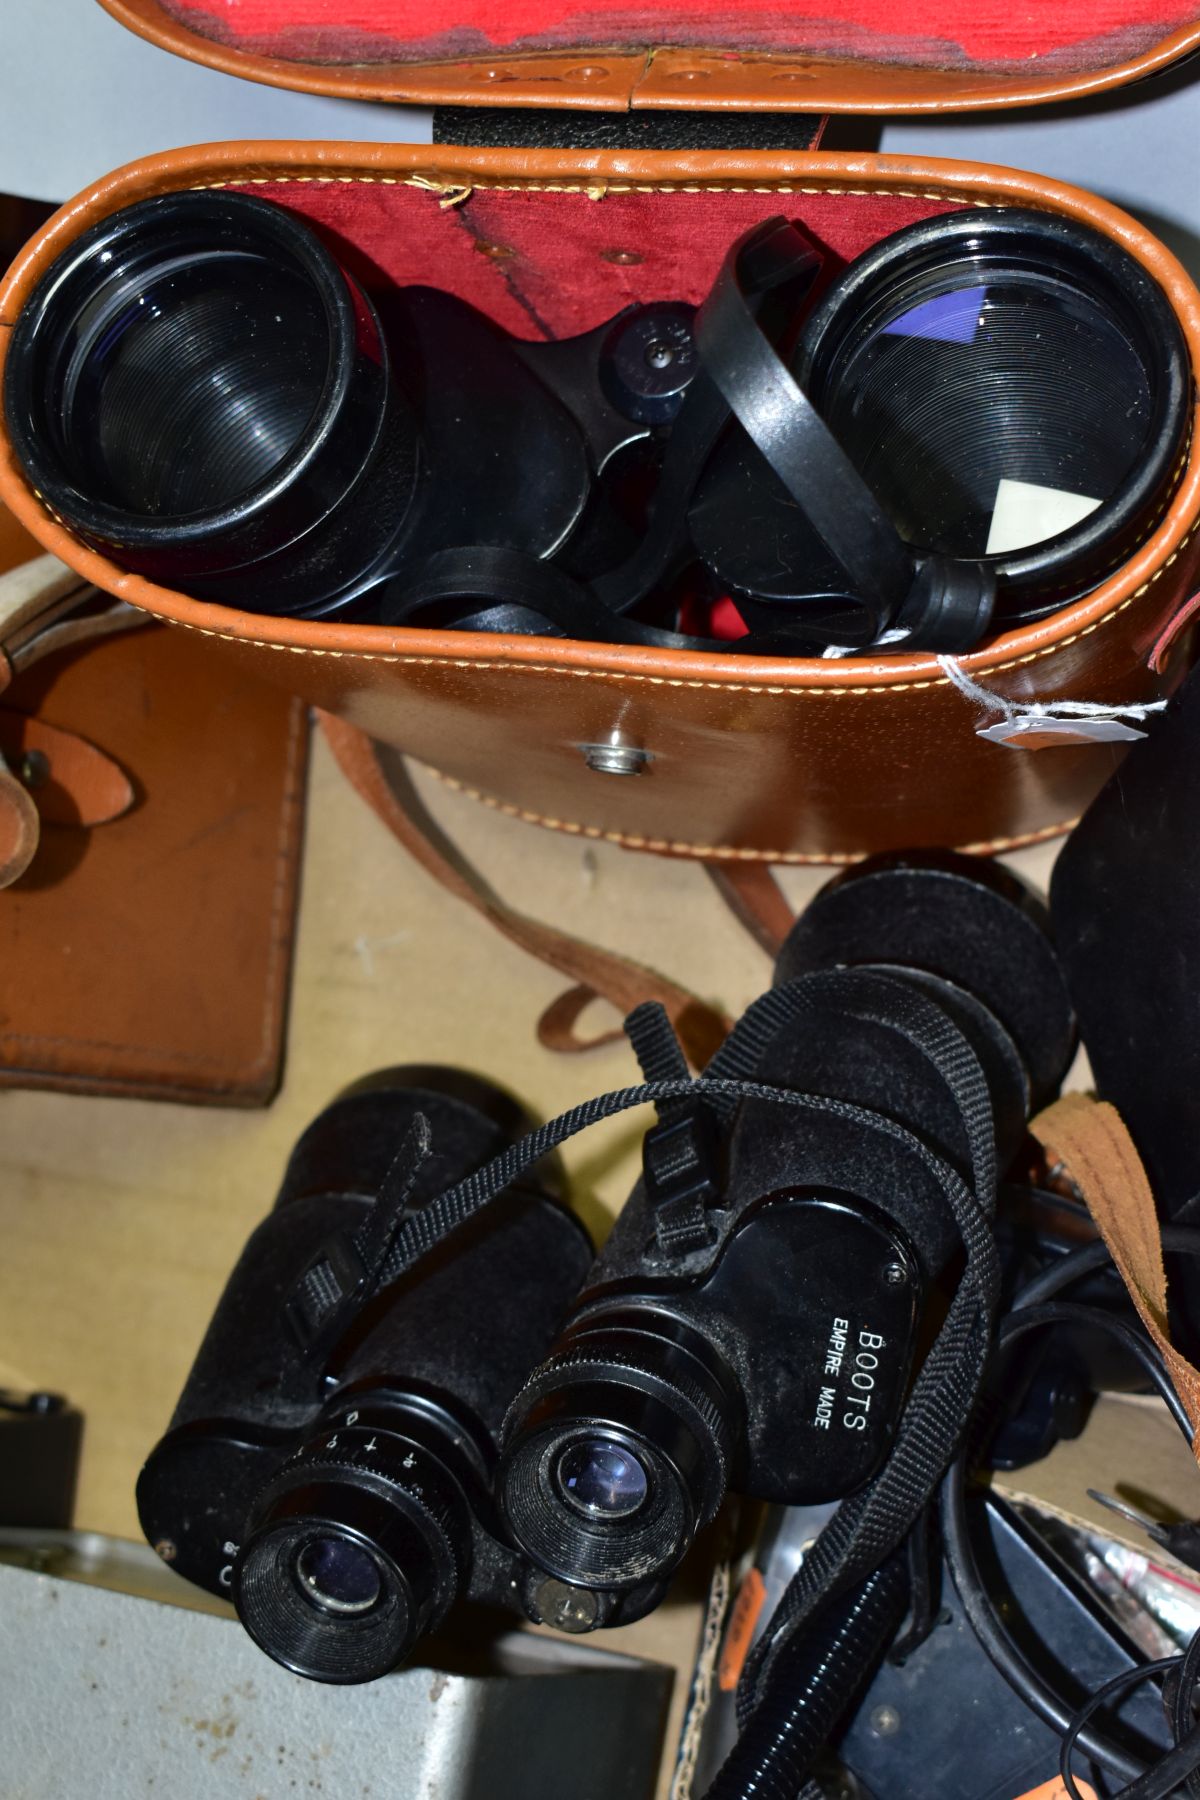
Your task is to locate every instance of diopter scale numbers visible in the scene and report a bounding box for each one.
[224,1416,459,1591]
[302,1420,432,1502]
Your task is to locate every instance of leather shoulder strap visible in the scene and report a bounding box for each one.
[1031,1092,1200,1450]
[705,863,795,956]
[0,553,145,694]
[0,552,144,886]
[318,711,731,1068]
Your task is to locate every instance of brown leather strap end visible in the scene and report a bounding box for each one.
[0,554,147,696]
[706,863,796,957]
[0,712,135,829]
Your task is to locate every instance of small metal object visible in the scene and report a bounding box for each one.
[1,1390,63,1416]
[153,1538,177,1563]
[1088,1489,1159,1535]
[884,1263,909,1285]
[19,750,49,790]
[580,736,652,777]
[868,1703,901,1737]
[534,1577,601,1634]
[600,303,697,424]
[1088,1488,1200,1573]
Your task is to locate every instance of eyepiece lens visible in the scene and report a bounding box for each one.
[294,1536,383,1616]
[555,1439,650,1520]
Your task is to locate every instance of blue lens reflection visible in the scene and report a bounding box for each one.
[556,1440,650,1520]
[881,284,988,345]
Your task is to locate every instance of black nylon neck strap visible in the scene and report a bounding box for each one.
[284,1114,433,1360]
[284,1062,988,1355]
[627,998,720,1255]
[703,968,1003,1723]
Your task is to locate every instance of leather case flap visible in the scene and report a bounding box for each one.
[0,624,309,1105]
[100,0,1200,113]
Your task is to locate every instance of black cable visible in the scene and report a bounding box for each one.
[1058,1658,1180,1800]
[1113,1723,1200,1800]
[889,1505,940,1665]
[1050,1620,1200,1800]
[1060,1656,1200,1799]
[1003,1302,1195,1442]
[1013,1227,1200,1690]
[1011,1219,1200,1781]
[1013,1225,1200,1312]
[1172,1626,1200,1800]
[941,1451,1146,1784]
[940,1299,1195,1782]
[1013,1239,1123,1310]
[1175,1627,1200,1744]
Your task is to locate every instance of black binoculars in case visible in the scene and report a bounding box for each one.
[6,191,1188,658]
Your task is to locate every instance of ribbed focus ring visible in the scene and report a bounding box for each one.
[233,1425,471,1684]
[506,1335,733,1477]
[256,1429,468,1568]
[499,1313,741,1590]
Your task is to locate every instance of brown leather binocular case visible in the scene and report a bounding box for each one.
[2,4,1199,864]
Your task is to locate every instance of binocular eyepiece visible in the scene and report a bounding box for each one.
[7,191,1187,654]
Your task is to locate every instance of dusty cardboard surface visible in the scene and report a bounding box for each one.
[0,733,1186,1796]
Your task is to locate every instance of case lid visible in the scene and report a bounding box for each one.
[100,0,1200,115]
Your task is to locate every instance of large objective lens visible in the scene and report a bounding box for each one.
[799,209,1189,622]
[60,252,329,518]
[4,191,418,616]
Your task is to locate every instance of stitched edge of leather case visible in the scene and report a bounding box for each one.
[2,146,1197,699]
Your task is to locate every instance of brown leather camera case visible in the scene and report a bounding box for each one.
[3,8,1200,864]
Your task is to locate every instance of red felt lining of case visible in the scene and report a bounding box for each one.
[234,181,962,342]
[166,0,1198,71]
